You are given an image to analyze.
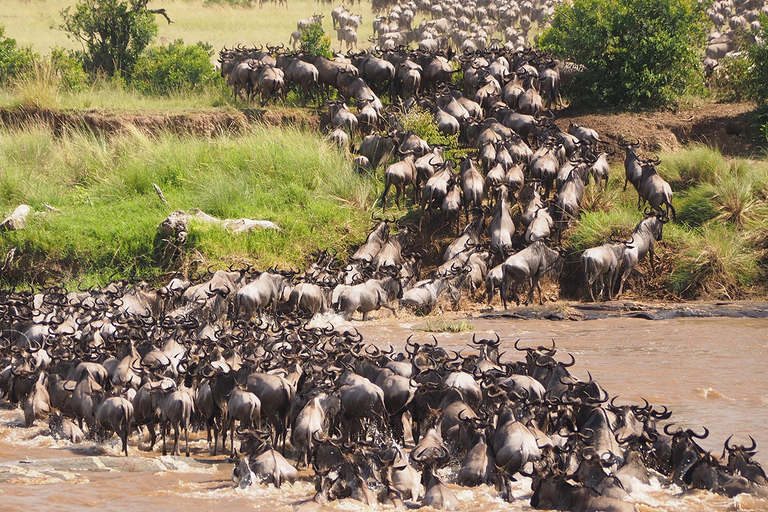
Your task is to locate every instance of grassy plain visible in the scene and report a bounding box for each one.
[0,0,376,54]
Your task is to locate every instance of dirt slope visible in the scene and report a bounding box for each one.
[0,103,759,157]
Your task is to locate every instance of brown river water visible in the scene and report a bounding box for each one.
[0,313,766,512]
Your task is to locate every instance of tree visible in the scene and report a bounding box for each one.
[538,0,707,109]
[60,0,163,77]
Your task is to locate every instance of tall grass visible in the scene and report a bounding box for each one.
[567,145,768,299]
[658,144,725,190]
[0,123,378,287]
[668,223,764,299]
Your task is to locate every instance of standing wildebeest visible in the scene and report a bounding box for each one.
[249,62,285,106]
[96,396,134,456]
[276,54,319,107]
[500,240,562,308]
[539,59,562,110]
[381,151,418,211]
[619,138,643,191]
[489,185,516,264]
[581,242,626,301]
[617,212,669,297]
[336,276,402,320]
[637,158,676,221]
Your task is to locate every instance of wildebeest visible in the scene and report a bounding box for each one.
[96,396,134,456]
[636,158,676,221]
[581,242,626,301]
[617,213,668,297]
[335,276,402,320]
[500,240,562,308]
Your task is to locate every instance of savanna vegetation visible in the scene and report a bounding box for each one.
[0,0,767,301]
[0,124,378,288]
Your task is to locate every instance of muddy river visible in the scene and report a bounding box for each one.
[0,314,766,511]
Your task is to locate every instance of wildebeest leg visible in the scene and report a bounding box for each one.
[586,272,597,302]
[162,419,168,456]
[597,273,605,301]
[618,267,632,297]
[184,421,190,457]
[173,421,180,456]
[649,246,656,273]
[382,302,398,317]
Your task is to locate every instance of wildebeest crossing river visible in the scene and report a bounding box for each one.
[0,313,766,512]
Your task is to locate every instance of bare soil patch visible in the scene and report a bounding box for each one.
[552,102,759,161]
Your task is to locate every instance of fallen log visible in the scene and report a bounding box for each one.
[0,205,31,232]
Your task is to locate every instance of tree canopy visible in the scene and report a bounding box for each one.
[538,0,708,109]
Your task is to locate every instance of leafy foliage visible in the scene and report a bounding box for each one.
[299,22,333,59]
[0,26,35,85]
[538,0,707,109]
[132,40,220,95]
[49,48,90,92]
[60,0,158,77]
[747,15,768,106]
[397,107,461,158]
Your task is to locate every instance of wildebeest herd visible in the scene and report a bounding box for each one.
[1,280,767,510]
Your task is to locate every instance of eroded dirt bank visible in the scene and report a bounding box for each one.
[0,103,758,157]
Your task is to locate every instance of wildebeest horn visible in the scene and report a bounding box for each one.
[688,426,709,439]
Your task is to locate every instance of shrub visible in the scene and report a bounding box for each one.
[49,47,90,92]
[132,40,220,95]
[60,0,158,77]
[397,107,461,158]
[538,0,708,109]
[299,22,332,59]
[708,53,751,102]
[747,15,768,107]
[0,26,35,85]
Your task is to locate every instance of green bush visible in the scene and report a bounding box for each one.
[0,26,35,85]
[675,185,718,227]
[49,48,90,91]
[300,22,333,59]
[397,107,461,158]
[538,0,708,109]
[747,15,768,107]
[708,53,751,102]
[132,40,220,95]
[669,223,763,298]
[60,0,158,77]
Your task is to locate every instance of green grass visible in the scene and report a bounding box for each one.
[658,144,726,190]
[0,123,379,287]
[668,223,764,299]
[420,319,475,333]
[565,147,768,299]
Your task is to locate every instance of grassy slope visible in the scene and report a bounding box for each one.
[0,124,379,287]
[565,145,768,299]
